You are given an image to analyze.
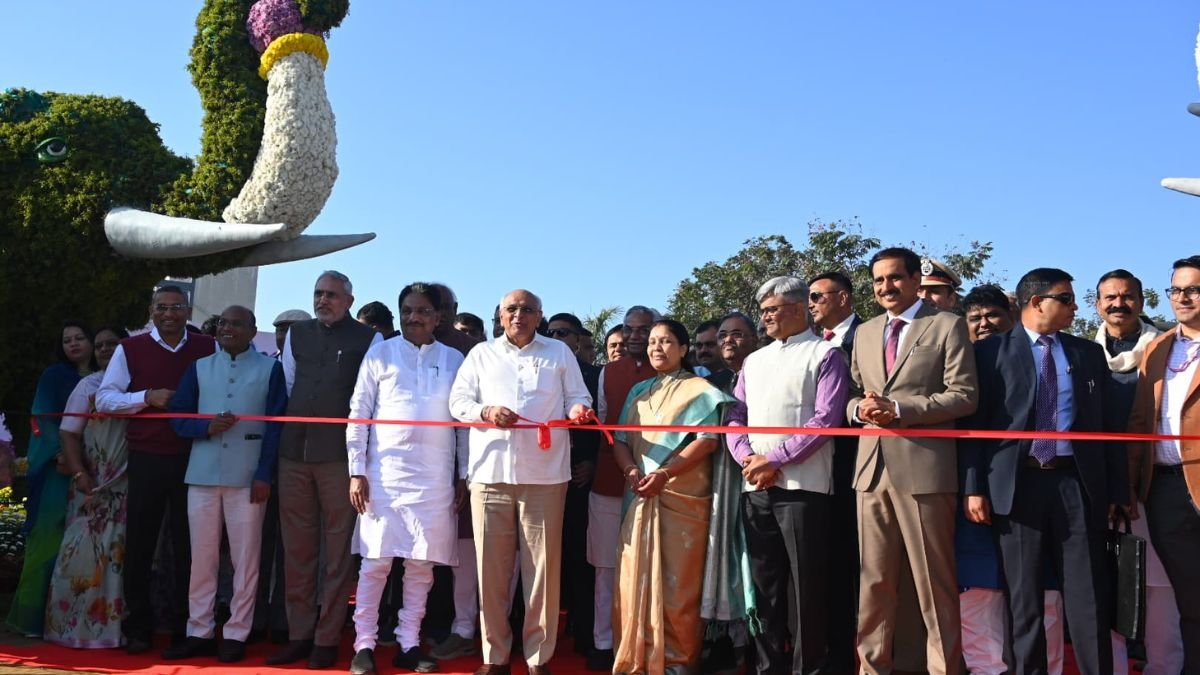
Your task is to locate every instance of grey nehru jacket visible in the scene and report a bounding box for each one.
[281,316,378,463]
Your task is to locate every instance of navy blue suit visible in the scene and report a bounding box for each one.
[961,327,1128,675]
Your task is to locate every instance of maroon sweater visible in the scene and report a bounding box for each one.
[123,332,215,454]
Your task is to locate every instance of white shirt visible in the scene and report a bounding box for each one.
[1023,327,1076,457]
[97,326,193,413]
[1155,329,1199,466]
[449,334,592,485]
[826,312,858,344]
[852,300,924,423]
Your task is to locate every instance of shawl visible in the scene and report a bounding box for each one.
[1093,321,1161,373]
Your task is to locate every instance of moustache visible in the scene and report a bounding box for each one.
[1106,307,1130,315]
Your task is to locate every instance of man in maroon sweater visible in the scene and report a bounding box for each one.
[97,285,215,654]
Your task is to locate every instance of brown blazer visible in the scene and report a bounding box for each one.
[1127,329,1200,506]
[847,302,978,495]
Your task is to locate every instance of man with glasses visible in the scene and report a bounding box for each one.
[97,285,216,654]
[586,305,659,671]
[269,271,383,669]
[162,305,286,663]
[848,247,978,675]
[546,312,601,656]
[450,289,593,675]
[807,271,863,673]
[962,268,1126,675]
[726,276,851,675]
[1129,255,1200,672]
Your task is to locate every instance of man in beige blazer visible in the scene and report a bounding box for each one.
[847,247,978,675]
[1128,254,1200,672]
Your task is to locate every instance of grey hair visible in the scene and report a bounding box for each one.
[624,305,661,325]
[498,289,543,311]
[318,270,353,295]
[755,276,808,304]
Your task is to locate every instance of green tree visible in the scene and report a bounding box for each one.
[667,220,994,327]
[583,305,622,364]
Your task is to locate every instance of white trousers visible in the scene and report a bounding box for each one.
[452,537,479,640]
[354,557,435,651]
[1111,585,1184,675]
[186,485,266,641]
[959,588,1063,675]
[587,493,621,650]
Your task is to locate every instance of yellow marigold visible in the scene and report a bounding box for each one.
[259,33,329,80]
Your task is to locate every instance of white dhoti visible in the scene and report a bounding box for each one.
[586,492,621,650]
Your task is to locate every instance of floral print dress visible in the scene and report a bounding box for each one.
[43,372,129,648]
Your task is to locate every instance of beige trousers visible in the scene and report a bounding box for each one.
[857,464,961,675]
[471,482,567,666]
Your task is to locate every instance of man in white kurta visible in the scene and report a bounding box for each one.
[346,290,467,674]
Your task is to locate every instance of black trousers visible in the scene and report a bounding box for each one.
[741,487,831,675]
[993,467,1111,675]
[562,479,595,651]
[826,442,859,674]
[123,450,191,641]
[1145,468,1200,674]
[252,486,289,635]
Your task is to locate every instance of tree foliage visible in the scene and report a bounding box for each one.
[667,220,994,329]
[582,305,621,364]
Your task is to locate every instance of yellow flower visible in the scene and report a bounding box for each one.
[259,33,328,80]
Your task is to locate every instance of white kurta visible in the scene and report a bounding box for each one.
[346,338,466,563]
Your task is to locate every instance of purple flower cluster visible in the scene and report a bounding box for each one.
[247,0,319,53]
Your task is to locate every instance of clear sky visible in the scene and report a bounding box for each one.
[8,2,1199,329]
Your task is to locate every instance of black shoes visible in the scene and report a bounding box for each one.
[267,639,314,665]
[393,646,439,673]
[585,647,614,672]
[350,648,377,675]
[162,636,217,660]
[309,644,339,669]
[218,639,246,663]
[124,635,152,655]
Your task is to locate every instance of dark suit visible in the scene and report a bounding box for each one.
[962,327,1128,675]
[827,315,862,673]
[563,358,601,652]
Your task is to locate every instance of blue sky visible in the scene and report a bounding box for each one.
[9,2,1199,328]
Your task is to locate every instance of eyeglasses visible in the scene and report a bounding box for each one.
[759,302,799,317]
[809,291,840,304]
[547,327,576,338]
[400,307,437,317]
[503,305,540,317]
[216,318,248,328]
[623,325,651,336]
[1037,293,1075,305]
[153,303,189,313]
[1166,286,1200,301]
[717,330,749,341]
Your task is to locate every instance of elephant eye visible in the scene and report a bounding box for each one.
[35,137,69,164]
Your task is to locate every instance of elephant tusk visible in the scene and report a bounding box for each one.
[238,233,378,266]
[1162,177,1200,197]
[105,207,288,259]
[222,50,339,238]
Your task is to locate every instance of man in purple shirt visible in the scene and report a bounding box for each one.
[725,275,851,675]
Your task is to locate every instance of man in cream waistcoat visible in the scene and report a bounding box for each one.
[165,305,287,663]
[726,276,851,675]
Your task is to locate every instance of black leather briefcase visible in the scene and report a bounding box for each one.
[1108,511,1146,640]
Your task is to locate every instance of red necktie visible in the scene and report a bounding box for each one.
[884,319,906,376]
[823,329,835,341]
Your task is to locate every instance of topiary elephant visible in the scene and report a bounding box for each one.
[0,0,369,422]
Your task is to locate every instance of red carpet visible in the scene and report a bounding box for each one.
[0,635,1103,674]
[0,635,588,674]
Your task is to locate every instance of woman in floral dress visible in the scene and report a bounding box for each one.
[44,327,129,648]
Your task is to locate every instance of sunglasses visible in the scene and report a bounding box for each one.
[548,328,577,338]
[1038,292,1075,305]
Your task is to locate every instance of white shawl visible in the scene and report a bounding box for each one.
[1093,321,1161,373]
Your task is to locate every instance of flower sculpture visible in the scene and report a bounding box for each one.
[0,0,362,418]
[1162,27,1200,198]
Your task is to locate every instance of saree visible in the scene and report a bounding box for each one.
[44,371,129,648]
[7,362,83,635]
[612,371,731,675]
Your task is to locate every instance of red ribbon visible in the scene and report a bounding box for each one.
[517,409,615,450]
[31,410,1200,444]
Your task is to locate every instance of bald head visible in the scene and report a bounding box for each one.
[499,289,543,347]
[217,305,257,355]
